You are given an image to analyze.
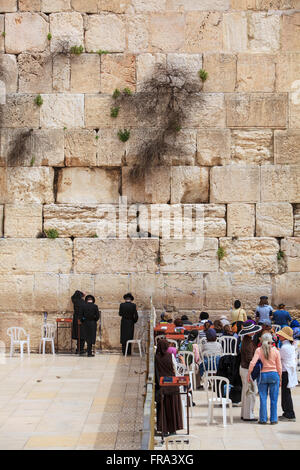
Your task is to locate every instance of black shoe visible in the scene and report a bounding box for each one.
[241,418,257,422]
[88,353,95,357]
[79,351,86,355]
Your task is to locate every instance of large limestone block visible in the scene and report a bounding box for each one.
[204,272,232,309]
[203,204,226,237]
[274,130,300,165]
[167,53,203,87]
[18,52,52,93]
[290,90,300,129]
[57,168,120,204]
[276,53,300,92]
[166,0,230,10]
[41,0,71,11]
[0,275,34,312]
[219,237,280,274]
[5,12,48,53]
[184,93,226,128]
[132,0,166,11]
[210,165,260,203]
[100,54,136,94]
[202,53,236,93]
[231,130,273,165]
[3,167,54,204]
[97,129,124,167]
[160,238,219,272]
[85,14,125,52]
[227,203,255,237]
[94,273,131,309]
[59,273,95,311]
[149,13,184,52]
[50,12,83,51]
[171,167,209,203]
[248,12,280,52]
[0,94,40,128]
[282,12,300,52]
[272,273,300,308]
[64,129,97,166]
[33,273,61,311]
[127,14,149,53]
[281,237,300,272]
[185,12,223,53]
[98,0,131,13]
[0,169,7,203]
[164,128,197,166]
[196,129,231,166]
[4,204,42,238]
[236,54,275,92]
[256,203,294,237]
[85,94,139,128]
[231,272,272,310]
[122,167,171,204]
[163,273,204,310]
[0,239,73,274]
[261,165,300,203]
[70,54,100,93]
[0,1,17,12]
[0,205,2,236]
[223,12,248,52]
[0,54,18,93]
[40,94,84,128]
[295,205,300,237]
[19,0,41,10]
[71,0,98,12]
[53,55,70,92]
[130,272,165,309]
[74,239,159,274]
[226,93,287,128]
[0,128,64,167]
[230,0,298,8]
[136,53,166,90]
[0,15,4,53]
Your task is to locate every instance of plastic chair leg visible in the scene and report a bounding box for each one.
[20,343,24,360]
[43,340,45,355]
[27,341,30,356]
[222,401,227,427]
[51,339,55,355]
[39,341,41,354]
[138,341,142,357]
[10,342,13,357]
[125,342,129,357]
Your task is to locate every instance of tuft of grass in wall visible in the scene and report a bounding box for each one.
[217,246,226,260]
[117,129,130,142]
[198,69,208,82]
[34,94,43,107]
[110,106,120,118]
[45,229,59,239]
[1,32,6,37]
[123,88,132,96]
[95,135,99,140]
[97,49,109,55]
[112,88,121,100]
[91,233,98,238]
[70,45,84,55]
[30,157,35,166]
[47,33,52,41]
[277,250,285,261]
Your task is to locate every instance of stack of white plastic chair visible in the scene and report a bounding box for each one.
[39,323,56,355]
[7,327,30,359]
[204,375,233,427]
[218,336,237,356]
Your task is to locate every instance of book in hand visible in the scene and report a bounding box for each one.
[163,376,173,383]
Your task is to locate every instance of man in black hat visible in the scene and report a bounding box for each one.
[119,293,138,355]
[79,295,100,357]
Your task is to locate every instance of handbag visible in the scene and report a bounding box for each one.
[251,358,262,383]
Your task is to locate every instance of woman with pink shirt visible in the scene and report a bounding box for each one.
[248,333,282,425]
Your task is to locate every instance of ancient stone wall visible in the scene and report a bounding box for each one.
[0,0,300,350]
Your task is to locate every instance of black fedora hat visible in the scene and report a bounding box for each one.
[123,292,134,301]
[85,295,95,303]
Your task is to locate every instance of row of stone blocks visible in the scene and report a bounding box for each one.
[0,9,299,54]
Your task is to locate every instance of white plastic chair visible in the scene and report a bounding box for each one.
[218,336,237,356]
[204,375,233,427]
[172,355,193,420]
[201,353,219,379]
[273,324,282,333]
[125,330,146,357]
[7,327,30,359]
[39,323,56,355]
[155,335,166,345]
[177,351,197,391]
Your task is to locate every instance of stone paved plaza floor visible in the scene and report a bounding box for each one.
[0,353,146,450]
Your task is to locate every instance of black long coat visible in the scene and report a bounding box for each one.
[79,303,100,345]
[71,293,85,340]
[119,302,138,345]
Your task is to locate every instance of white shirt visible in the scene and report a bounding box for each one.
[280,340,298,388]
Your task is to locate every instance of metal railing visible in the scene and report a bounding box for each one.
[140,297,156,450]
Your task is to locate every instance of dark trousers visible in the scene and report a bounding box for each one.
[122,342,131,355]
[281,371,296,419]
[77,338,85,353]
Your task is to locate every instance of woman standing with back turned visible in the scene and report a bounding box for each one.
[119,293,138,356]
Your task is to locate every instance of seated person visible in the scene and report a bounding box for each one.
[174,318,184,328]
[160,313,173,324]
[194,311,209,326]
[181,315,193,325]
[253,319,278,348]
[222,324,234,336]
[167,343,177,358]
[220,315,230,327]
[291,319,300,340]
[213,319,224,336]
[198,320,212,339]
[272,304,292,328]
[199,328,222,377]
[179,330,200,364]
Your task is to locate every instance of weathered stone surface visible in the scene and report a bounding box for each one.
[5,12,48,53]
[248,12,280,52]
[59,273,95,311]
[210,165,260,203]
[290,89,300,129]
[136,53,166,90]
[41,0,71,11]
[70,54,100,93]
[223,12,247,52]
[4,204,42,238]
[40,94,84,128]
[231,130,273,164]
[295,208,300,237]
[231,272,272,310]
[50,12,83,51]
[204,204,226,237]
[18,52,52,93]
[202,53,236,92]
[85,94,139,128]
[122,167,171,204]
[19,0,41,10]
[64,129,97,166]
[164,129,197,166]
[166,0,230,10]
[171,167,209,204]
[85,14,126,52]
[163,273,204,310]
[196,129,231,166]
[98,0,131,13]
[219,237,279,274]
[255,0,299,8]
[53,55,70,92]
[126,15,149,53]
[0,15,4,53]
[70,0,98,12]
[57,168,120,204]
[5,167,54,203]
[261,165,300,203]
[227,203,255,237]
[0,275,34,311]
[74,239,159,273]
[160,238,219,272]
[149,13,184,52]
[0,169,7,203]
[94,273,131,309]
[167,53,203,86]
[0,205,3,237]
[204,272,232,309]
[185,12,223,52]
[226,93,287,128]
[0,0,17,12]
[0,239,72,274]
[236,53,275,92]
[281,237,300,272]
[184,93,226,128]
[97,129,124,167]
[276,53,300,92]
[0,94,40,128]
[281,12,300,52]
[101,54,136,94]
[133,0,166,11]
[0,54,18,93]
[256,203,294,237]
[272,273,300,308]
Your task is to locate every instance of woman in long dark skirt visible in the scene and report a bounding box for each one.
[119,293,138,355]
[71,290,86,354]
[79,295,100,357]
[155,339,183,436]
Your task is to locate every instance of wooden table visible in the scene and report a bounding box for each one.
[159,376,190,441]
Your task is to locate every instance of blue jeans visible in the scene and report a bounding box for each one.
[258,372,280,423]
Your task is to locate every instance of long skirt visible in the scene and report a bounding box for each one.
[157,389,183,434]
[240,366,257,420]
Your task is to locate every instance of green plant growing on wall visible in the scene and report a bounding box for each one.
[217,246,226,260]
[34,94,43,107]
[118,129,130,142]
[30,157,35,166]
[123,88,132,96]
[91,233,98,238]
[45,229,59,239]
[110,106,120,118]
[112,88,121,99]
[1,32,6,37]
[70,45,84,55]
[97,49,109,55]
[198,69,208,82]
[277,250,285,261]
[47,33,52,40]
